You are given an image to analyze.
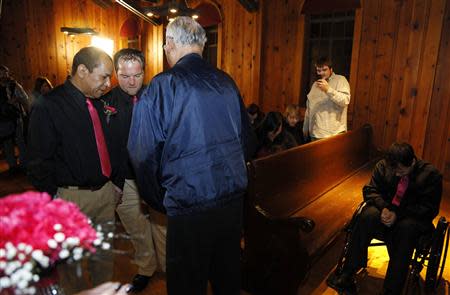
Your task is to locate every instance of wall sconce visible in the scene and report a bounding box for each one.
[60,27,98,36]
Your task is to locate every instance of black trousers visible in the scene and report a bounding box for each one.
[344,205,430,294]
[166,199,243,295]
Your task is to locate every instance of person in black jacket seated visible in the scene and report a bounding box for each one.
[283,104,305,145]
[327,142,442,295]
[255,111,297,158]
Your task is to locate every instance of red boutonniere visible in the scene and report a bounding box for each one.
[104,105,117,115]
[100,99,117,124]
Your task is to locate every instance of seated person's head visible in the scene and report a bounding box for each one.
[247,103,263,124]
[258,111,283,142]
[0,65,14,87]
[284,104,300,127]
[0,65,9,81]
[34,77,53,95]
[385,142,416,177]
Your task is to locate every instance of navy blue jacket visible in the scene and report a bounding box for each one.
[128,53,251,216]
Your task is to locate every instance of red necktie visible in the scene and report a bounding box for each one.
[392,175,409,206]
[132,95,138,105]
[86,98,111,178]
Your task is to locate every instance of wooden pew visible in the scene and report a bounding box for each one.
[242,125,376,295]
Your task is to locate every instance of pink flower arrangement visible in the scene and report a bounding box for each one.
[0,191,106,294]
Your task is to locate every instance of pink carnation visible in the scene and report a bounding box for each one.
[0,191,98,263]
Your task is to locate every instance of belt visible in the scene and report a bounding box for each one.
[60,184,105,191]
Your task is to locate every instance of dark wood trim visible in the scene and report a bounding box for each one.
[237,0,258,12]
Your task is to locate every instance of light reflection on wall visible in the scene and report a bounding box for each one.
[90,36,114,57]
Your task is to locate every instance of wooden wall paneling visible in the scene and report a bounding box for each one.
[264,1,284,112]
[141,21,164,82]
[233,3,244,100]
[395,0,429,143]
[445,122,450,181]
[258,0,270,110]
[288,0,306,106]
[347,7,363,129]
[241,8,253,103]
[366,0,400,149]
[27,0,39,86]
[44,0,58,85]
[267,0,282,111]
[225,0,240,89]
[423,0,450,180]
[408,0,446,156]
[36,0,53,84]
[220,0,235,84]
[219,0,261,106]
[23,0,36,88]
[53,1,70,83]
[382,0,415,148]
[18,0,30,86]
[260,0,304,112]
[249,0,262,107]
[216,3,224,71]
[282,0,304,108]
[352,0,381,129]
[63,0,75,69]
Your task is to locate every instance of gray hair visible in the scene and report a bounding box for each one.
[166,16,207,48]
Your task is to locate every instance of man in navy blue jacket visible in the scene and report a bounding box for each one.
[128,16,252,295]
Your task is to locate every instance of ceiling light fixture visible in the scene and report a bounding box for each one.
[60,27,98,36]
[143,0,200,23]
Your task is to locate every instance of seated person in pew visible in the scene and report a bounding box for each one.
[283,104,305,145]
[247,103,265,129]
[303,56,350,141]
[255,111,297,158]
[327,142,442,295]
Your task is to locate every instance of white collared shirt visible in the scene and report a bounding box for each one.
[303,73,351,139]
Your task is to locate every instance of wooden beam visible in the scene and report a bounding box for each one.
[91,0,113,9]
[115,0,161,26]
[237,0,258,12]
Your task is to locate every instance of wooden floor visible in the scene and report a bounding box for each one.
[0,158,449,295]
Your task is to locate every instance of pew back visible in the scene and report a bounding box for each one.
[243,125,375,295]
[247,125,373,218]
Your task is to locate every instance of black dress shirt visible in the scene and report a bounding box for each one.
[27,80,119,195]
[102,86,145,188]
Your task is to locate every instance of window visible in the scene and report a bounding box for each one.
[301,11,355,103]
[203,25,218,66]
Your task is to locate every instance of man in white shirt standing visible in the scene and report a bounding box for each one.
[303,57,350,141]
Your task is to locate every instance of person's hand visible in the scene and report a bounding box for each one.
[316,79,330,93]
[303,131,309,140]
[113,185,123,205]
[381,208,397,227]
[75,282,131,295]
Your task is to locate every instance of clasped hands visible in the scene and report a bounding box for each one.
[315,79,330,93]
[381,208,397,227]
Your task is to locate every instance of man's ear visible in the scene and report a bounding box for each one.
[76,64,89,79]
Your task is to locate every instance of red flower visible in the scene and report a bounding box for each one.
[104,105,117,114]
[0,191,104,293]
